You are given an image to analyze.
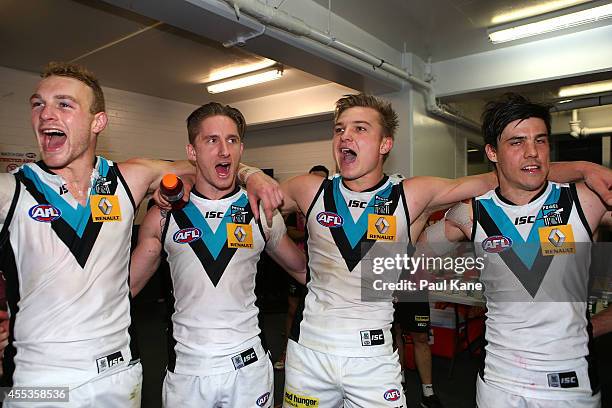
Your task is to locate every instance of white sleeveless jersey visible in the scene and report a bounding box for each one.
[294,175,410,357]
[162,187,282,375]
[472,182,597,398]
[0,157,136,386]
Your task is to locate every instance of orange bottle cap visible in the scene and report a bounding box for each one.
[161,174,179,190]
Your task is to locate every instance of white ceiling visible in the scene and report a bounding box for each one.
[311,0,606,61]
[1,0,611,108]
[0,0,329,105]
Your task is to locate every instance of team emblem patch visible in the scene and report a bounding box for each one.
[90,195,122,222]
[482,235,512,253]
[316,211,343,228]
[227,223,253,248]
[256,392,270,407]
[173,227,202,244]
[383,388,401,401]
[29,204,61,222]
[367,214,396,241]
[538,224,575,256]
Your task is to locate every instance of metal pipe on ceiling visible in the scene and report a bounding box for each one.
[222,0,480,133]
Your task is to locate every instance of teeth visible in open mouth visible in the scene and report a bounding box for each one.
[523,165,539,170]
[341,148,356,155]
[42,129,66,137]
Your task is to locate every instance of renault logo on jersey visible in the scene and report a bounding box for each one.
[317,211,343,228]
[29,204,61,222]
[91,195,122,222]
[548,228,566,247]
[173,227,202,244]
[227,223,253,248]
[367,214,396,241]
[539,225,575,256]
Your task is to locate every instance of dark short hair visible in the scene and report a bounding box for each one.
[41,62,105,114]
[482,93,551,149]
[187,102,246,144]
[334,94,398,140]
[309,165,329,177]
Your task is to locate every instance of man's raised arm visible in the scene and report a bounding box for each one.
[549,161,612,206]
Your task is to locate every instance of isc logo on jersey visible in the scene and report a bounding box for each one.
[317,211,343,228]
[29,204,61,222]
[256,392,270,407]
[173,227,202,244]
[383,389,401,401]
[482,235,512,253]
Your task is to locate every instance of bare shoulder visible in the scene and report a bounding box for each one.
[575,182,609,231]
[285,173,327,213]
[117,158,160,205]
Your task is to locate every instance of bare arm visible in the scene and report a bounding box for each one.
[575,182,611,235]
[591,308,612,338]
[404,172,496,223]
[118,159,196,207]
[266,234,307,285]
[549,161,612,206]
[130,206,165,296]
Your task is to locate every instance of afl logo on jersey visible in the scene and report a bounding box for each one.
[482,235,513,253]
[173,227,202,244]
[29,204,61,222]
[317,211,343,228]
[256,392,270,407]
[383,389,401,401]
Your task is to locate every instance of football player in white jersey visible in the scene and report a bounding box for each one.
[130,102,306,408]
[236,93,610,408]
[0,62,279,407]
[419,94,611,408]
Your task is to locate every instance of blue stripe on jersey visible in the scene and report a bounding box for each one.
[479,184,560,269]
[333,177,393,249]
[21,165,92,237]
[182,193,248,259]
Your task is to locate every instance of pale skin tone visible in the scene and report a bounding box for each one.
[420,118,611,334]
[130,115,306,296]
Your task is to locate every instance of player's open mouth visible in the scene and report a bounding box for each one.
[340,147,357,164]
[521,165,540,174]
[215,162,231,177]
[40,129,67,152]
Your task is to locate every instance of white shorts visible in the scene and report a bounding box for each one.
[476,375,601,408]
[162,354,274,408]
[3,362,142,408]
[283,340,406,408]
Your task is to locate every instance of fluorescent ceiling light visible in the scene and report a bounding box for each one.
[208,58,277,82]
[488,3,612,43]
[467,148,479,153]
[558,79,612,97]
[206,65,284,94]
[491,0,590,24]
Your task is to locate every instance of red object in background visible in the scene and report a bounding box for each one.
[160,174,186,210]
[402,334,416,370]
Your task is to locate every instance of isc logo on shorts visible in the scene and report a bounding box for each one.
[29,204,61,222]
[360,329,384,346]
[96,351,124,373]
[317,211,343,228]
[383,388,401,401]
[231,347,258,370]
[256,392,270,407]
[548,371,579,388]
[173,227,202,244]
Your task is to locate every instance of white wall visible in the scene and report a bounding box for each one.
[0,65,197,163]
[410,90,471,178]
[242,120,335,181]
